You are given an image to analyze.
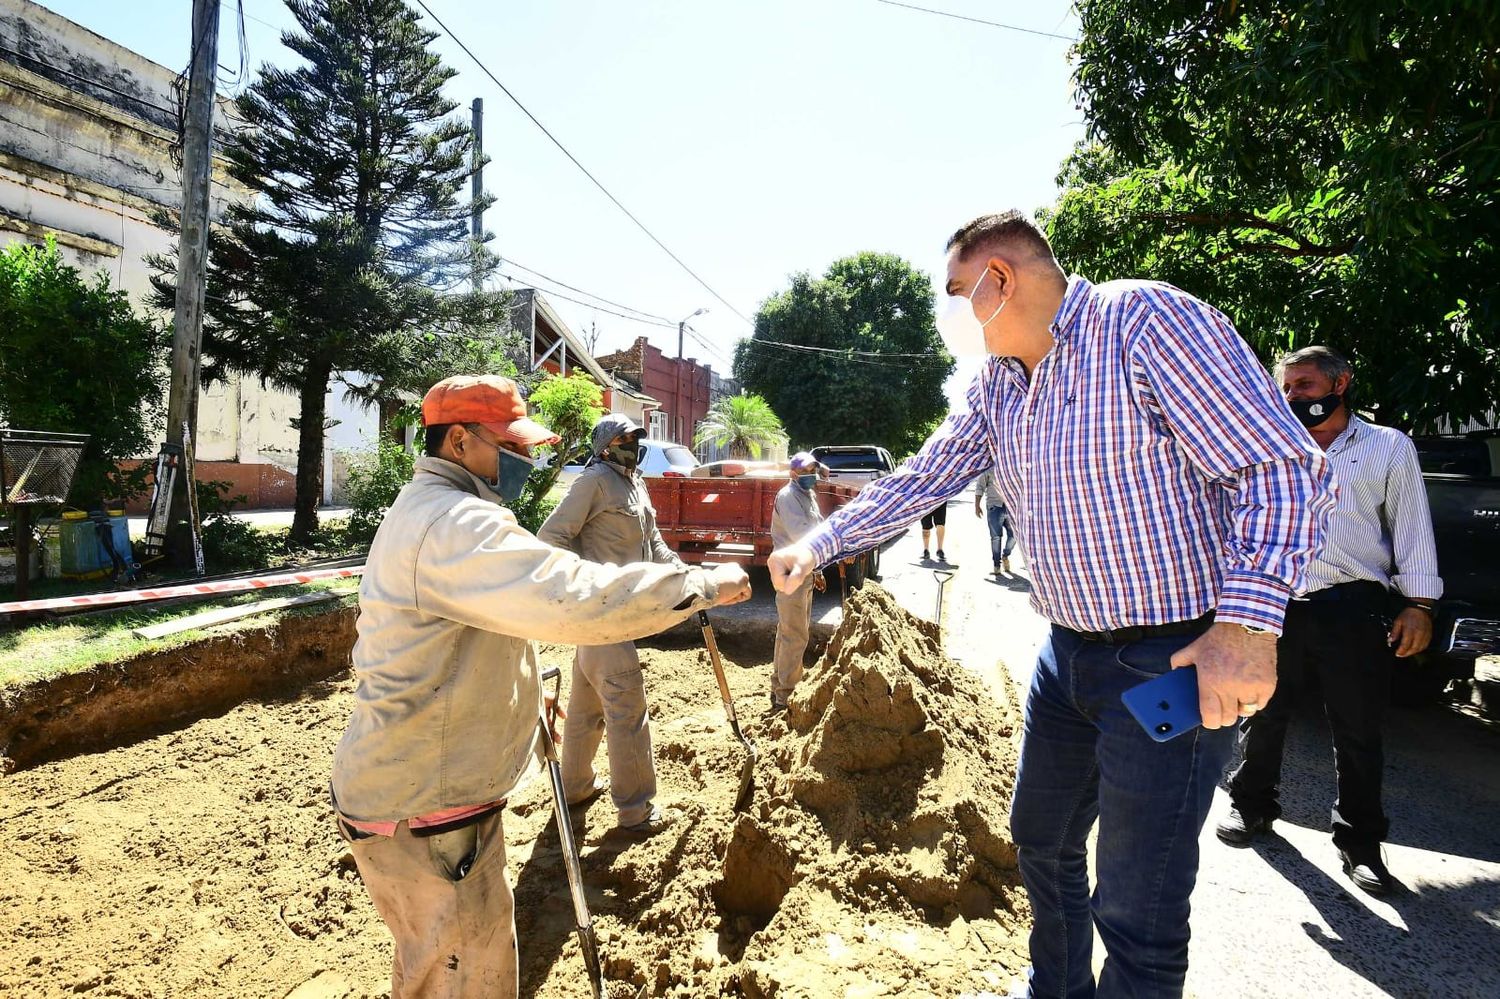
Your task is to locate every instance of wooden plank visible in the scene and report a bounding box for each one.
[131,591,343,641]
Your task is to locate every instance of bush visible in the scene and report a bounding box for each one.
[0,238,169,506]
[196,478,280,570]
[343,440,416,542]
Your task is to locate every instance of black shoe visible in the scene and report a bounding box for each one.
[921,549,930,561]
[936,549,947,562]
[768,694,787,714]
[1339,846,1394,896]
[1215,806,1273,845]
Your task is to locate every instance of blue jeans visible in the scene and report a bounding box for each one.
[987,504,1017,562]
[1011,626,1234,998]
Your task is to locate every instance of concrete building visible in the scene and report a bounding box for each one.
[0,0,376,509]
[595,335,713,447]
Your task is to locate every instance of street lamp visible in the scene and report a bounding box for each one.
[678,307,708,359]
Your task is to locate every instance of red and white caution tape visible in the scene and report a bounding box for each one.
[0,566,364,615]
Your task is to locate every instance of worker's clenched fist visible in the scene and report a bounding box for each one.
[708,563,752,606]
[768,543,817,594]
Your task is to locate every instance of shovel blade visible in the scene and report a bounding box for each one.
[733,740,757,812]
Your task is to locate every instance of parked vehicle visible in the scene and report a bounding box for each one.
[550,437,701,492]
[810,445,896,490]
[1404,432,1500,706]
[646,471,880,583]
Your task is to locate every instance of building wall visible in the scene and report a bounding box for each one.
[598,336,713,446]
[0,0,313,502]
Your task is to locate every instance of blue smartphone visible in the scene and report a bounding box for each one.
[1121,667,1202,742]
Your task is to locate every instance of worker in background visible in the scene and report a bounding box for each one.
[1219,346,1441,896]
[769,452,827,712]
[974,467,1017,575]
[539,413,686,837]
[332,376,750,999]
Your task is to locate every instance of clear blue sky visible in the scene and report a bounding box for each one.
[39,0,1085,405]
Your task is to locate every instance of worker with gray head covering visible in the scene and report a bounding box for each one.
[768,452,827,712]
[539,413,683,836]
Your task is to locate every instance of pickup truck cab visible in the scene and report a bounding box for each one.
[1408,432,1500,709]
[811,445,896,490]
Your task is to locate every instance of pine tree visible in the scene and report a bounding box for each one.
[154,0,515,542]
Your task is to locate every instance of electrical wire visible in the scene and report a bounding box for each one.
[872,0,1078,41]
[502,259,675,324]
[408,0,754,327]
[0,44,180,119]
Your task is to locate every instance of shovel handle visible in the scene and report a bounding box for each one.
[697,611,739,725]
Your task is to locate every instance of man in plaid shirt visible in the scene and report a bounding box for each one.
[770,212,1335,998]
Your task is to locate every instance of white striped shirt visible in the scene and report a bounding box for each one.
[1301,416,1442,599]
[802,276,1337,634]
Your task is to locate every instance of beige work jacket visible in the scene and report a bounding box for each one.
[538,460,679,567]
[771,480,824,550]
[331,457,719,823]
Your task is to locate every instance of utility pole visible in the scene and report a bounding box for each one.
[471,97,483,292]
[152,0,220,571]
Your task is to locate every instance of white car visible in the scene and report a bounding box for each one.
[549,437,700,492]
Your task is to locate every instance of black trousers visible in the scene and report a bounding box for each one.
[1227,581,1394,850]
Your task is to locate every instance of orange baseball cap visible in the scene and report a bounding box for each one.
[420,375,560,447]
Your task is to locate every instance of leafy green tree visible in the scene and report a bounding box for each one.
[0,238,168,507]
[694,393,787,459]
[152,0,516,543]
[509,372,604,533]
[1046,1,1500,429]
[734,252,954,456]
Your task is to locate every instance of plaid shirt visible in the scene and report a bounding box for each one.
[804,276,1336,635]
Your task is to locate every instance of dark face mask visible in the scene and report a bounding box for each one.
[608,439,641,470]
[476,438,534,501]
[1289,392,1342,429]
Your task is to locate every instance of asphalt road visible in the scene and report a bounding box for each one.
[879,496,1500,999]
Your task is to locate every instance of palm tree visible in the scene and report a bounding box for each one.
[695,393,788,460]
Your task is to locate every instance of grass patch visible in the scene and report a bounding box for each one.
[0,579,360,690]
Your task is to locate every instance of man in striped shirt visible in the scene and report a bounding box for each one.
[769,212,1336,999]
[1218,346,1441,897]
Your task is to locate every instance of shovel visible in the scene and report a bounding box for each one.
[933,569,956,631]
[539,666,605,999]
[697,610,757,811]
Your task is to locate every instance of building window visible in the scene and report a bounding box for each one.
[649,411,668,439]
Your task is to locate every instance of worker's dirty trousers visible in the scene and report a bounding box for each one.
[773,577,816,705]
[340,809,515,999]
[561,641,656,826]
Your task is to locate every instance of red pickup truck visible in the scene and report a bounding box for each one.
[645,469,879,581]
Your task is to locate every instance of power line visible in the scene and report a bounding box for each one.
[0,44,180,119]
[498,272,675,328]
[738,338,948,369]
[503,259,674,324]
[752,338,939,360]
[873,0,1078,42]
[409,0,754,327]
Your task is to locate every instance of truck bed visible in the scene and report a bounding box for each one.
[646,477,859,566]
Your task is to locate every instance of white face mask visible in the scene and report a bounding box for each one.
[936,268,1005,357]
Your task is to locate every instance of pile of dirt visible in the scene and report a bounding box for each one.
[516,583,1028,999]
[0,584,1028,998]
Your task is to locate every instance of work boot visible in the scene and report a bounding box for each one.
[1002,556,1011,574]
[768,694,788,714]
[1339,846,1394,896]
[993,561,1003,575]
[618,805,675,839]
[1215,805,1273,845]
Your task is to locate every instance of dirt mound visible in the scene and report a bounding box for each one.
[0,584,1028,998]
[520,583,1029,998]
